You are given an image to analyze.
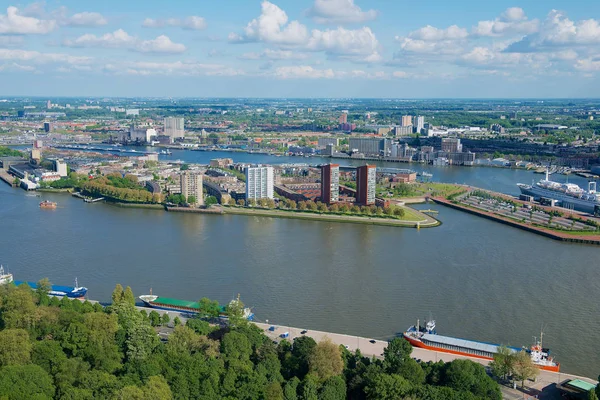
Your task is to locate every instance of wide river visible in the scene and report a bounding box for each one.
[2,148,599,377]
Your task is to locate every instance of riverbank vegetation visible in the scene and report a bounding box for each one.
[224,198,409,220]
[81,173,162,203]
[0,282,502,400]
[0,146,23,157]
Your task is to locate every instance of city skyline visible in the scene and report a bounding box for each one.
[1,0,600,97]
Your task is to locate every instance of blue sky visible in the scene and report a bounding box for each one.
[1,0,600,97]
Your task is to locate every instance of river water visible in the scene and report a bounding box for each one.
[2,148,599,377]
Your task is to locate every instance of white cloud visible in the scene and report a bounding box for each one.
[63,29,186,54]
[274,65,336,79]
[229,1,308,45]
[0,62,37,72]
[575,58,600,72]
[307,0,377,24]
[505,10,600,53]
[395,37,464,55]
[230,2,380,63]
[0,6,56,34]
[67,12,107,27]
[409,25,468,41]
[472,7,538,37]
[0,35,25,46]
[0,48,91,65]
[307,26,380,60]
[240,49,309,60]
[142,16,206,30]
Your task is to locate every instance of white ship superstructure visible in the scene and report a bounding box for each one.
[517,170,600,213]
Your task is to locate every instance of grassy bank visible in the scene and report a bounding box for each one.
[222,206,439,228]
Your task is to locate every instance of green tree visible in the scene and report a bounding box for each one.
[36,278,52,306]
[2,284,37,330]
[205,196,218,206]
[32,340,68,375]
[143,375,173,400]
[149,311,161,327]
[0,329,32,366]
[283,376,300,400]
[265,382,284,400]
[123,286,135,306]
[225,297,247,327]
[161,313,170,326]
[112,284,124,304]
[489,345,514,380]
[180,164,190,171]
[173,316,181,327]
[590,389,599,400]
[319,375,346,400]
[186,318,211,335]
[300,374,319,400]
[364,373,411,400]
[308,338,344,382]
[0,364,55,400]
[512,351,539,389]
[126,321,159,363]
[198,297,221,318]
[383,337,413,373]
[187,195,197,204]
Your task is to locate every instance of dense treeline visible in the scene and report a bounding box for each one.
[0,146,23,157]
[0,282,504,400]
[80,173,162,203]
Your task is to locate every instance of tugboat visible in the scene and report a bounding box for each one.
[403,319,559,372]
[39,200,57,209]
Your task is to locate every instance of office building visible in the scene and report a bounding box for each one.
[126,109,140,116]
[441,138,463,153]
[245,166,274,201]
[180,171,204,205]
[164,117,185,139]
[43,122,52,132]
[349,138,390,156]
[415,116,425,133]
[394,126,413,136]
[401,115,412,127]
[339,113,348,124]
[320,164,340,204]
[46,100,52,109]
[52,159,68,177]
[356,165,376,206]
[318,137,339,148]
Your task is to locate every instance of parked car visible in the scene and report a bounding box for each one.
[300,330,307,335]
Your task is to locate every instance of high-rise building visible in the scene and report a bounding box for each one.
[339,113,348,124]
[46,100,52,109]
[348,137,389,156]
[164,117,185,139]
[245,166,274,201]
[415,116,425,133]
[356,165,376,206]
[180,171,204,205]
[43,122,52,132]
[441,138,463,153]
[320,164,339,204]
[401,115,413,127]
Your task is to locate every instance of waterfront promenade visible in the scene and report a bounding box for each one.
[132,303,597,400]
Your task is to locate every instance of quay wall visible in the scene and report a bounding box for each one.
[433,197,600,245]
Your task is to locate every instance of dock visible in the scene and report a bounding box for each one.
[0,170,16,187]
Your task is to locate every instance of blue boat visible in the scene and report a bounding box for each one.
[13,278,88,298]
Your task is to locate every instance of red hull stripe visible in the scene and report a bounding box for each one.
[404,335,560,373]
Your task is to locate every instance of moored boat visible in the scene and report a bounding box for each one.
[403,319,559,372]
[139,292,254,320]
[0,266,13,285]
[13,277,88,298]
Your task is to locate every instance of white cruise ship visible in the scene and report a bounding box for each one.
[517,170,600,214]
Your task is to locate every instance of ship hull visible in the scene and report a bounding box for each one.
[518,185,598,214]
[403,334,560,372]
[13,281,87,298]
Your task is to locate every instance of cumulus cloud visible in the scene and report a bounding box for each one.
[19,4,108,28]
[472,7,538,37]
[575,58,600,72]
[409,25,468,41]
[0,6,56,34]
[307,0,377,24]
[63,29,186,54]
[240,49,309,60]
[142,16,206,30]
[307,26,380,60]
[230,2,380,63]
[506,10,600,53]
[66,12,107,27]
[229,1,308,45]
[272,65,392,79]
